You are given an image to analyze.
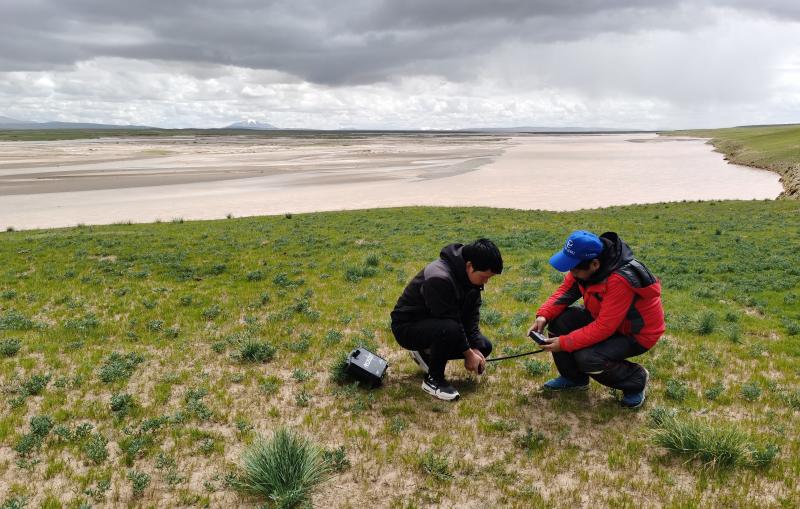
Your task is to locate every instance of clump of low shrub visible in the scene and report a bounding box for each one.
[324,329,343,345]
[246,270,264,282]
[83,432,109,465]
[236,338,276,363]
[295,389,311,407]
[260,376,282,396]
[0,338,21,357]
[321,446,351,472]
[665,378,689,401]
[184,387,213,421]
[523,359,550,377]
[0,496,28,509]
[111,393,136,418]
[344,265,377,283]
[783,390,800,410]
[328,351,356,385]
[516,427,547,455]
[63,313,100,331]
[14,415,54,457]
[287,333,310,353]
[691,310,717,335]
[647,406,677,428]
[128,469,151,498]
[480,308,502,326]
[704,382,725,401]
[782,318,800,336]
[202,304,222,320]
[98,352,145,383]
[273,273,302,288]
[419,450,454,481]
[19,373,51,399]
[0,310,35,330]
[740,381,762,402]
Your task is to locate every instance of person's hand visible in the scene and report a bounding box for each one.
[528,316,547,335]
[472,348,486,374]
[464,348,484,373]
[540,337,562,352]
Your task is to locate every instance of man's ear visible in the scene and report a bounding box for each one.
[465,261,473,273]
[591,259,601,270]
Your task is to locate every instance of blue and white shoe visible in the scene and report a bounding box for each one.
[621,368,649,409]
[543,376,589,391]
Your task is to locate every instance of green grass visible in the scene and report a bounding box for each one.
[665,124,800,198]
[0,201,798,507]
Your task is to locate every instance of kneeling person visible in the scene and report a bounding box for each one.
[531,230,664,408]
[391,239,503,400]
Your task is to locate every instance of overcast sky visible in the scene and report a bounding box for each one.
[1,0,798,129]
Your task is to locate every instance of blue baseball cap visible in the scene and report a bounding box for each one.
[549,230,604,272]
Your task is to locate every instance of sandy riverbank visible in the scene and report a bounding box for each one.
[0,133,783,230]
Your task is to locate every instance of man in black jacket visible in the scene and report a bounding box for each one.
[391,239,503,400]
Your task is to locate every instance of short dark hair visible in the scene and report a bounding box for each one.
[462,238,503,274]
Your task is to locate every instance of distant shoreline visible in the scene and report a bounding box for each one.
[0,127,656,143]
[662,124,800,199]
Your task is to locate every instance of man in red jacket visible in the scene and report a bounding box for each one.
[530,230,665,408]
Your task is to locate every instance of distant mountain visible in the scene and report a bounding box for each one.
[225,120,277,130]
[0,115,36,127]
[0,115,152,130]
[459,126,650,133]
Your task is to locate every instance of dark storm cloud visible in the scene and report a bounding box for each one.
[1,0,797,84]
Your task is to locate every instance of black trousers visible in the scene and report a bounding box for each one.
[549,307,649,393]
[392,318,492,380]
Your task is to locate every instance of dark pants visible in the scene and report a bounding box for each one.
[392,318,492,380]
[549,307,649,393]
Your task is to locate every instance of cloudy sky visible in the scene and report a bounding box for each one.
[1,0,799,129]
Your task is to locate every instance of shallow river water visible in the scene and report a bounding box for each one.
[0,133,783,230]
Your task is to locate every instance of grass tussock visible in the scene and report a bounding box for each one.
[649,408,779,469]
[237,428,332,508]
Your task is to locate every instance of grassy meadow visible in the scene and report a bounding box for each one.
[0,201,799,508]
[665,124,800,198]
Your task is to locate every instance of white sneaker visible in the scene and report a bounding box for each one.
[422,374,459,401]
[409,350,429,374]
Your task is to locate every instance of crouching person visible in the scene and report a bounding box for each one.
[391,239,503,401]
[530,230,664,408]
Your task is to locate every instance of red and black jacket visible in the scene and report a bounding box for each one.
[536,232,665,352]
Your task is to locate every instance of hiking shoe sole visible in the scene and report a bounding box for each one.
[542,382,589,391]
[542,384,589,392]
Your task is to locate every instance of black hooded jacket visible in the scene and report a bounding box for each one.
[390,243,484,352]
[588,232,657,288]
[587,232,633,284]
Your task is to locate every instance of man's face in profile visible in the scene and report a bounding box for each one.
[466,262,496,286]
